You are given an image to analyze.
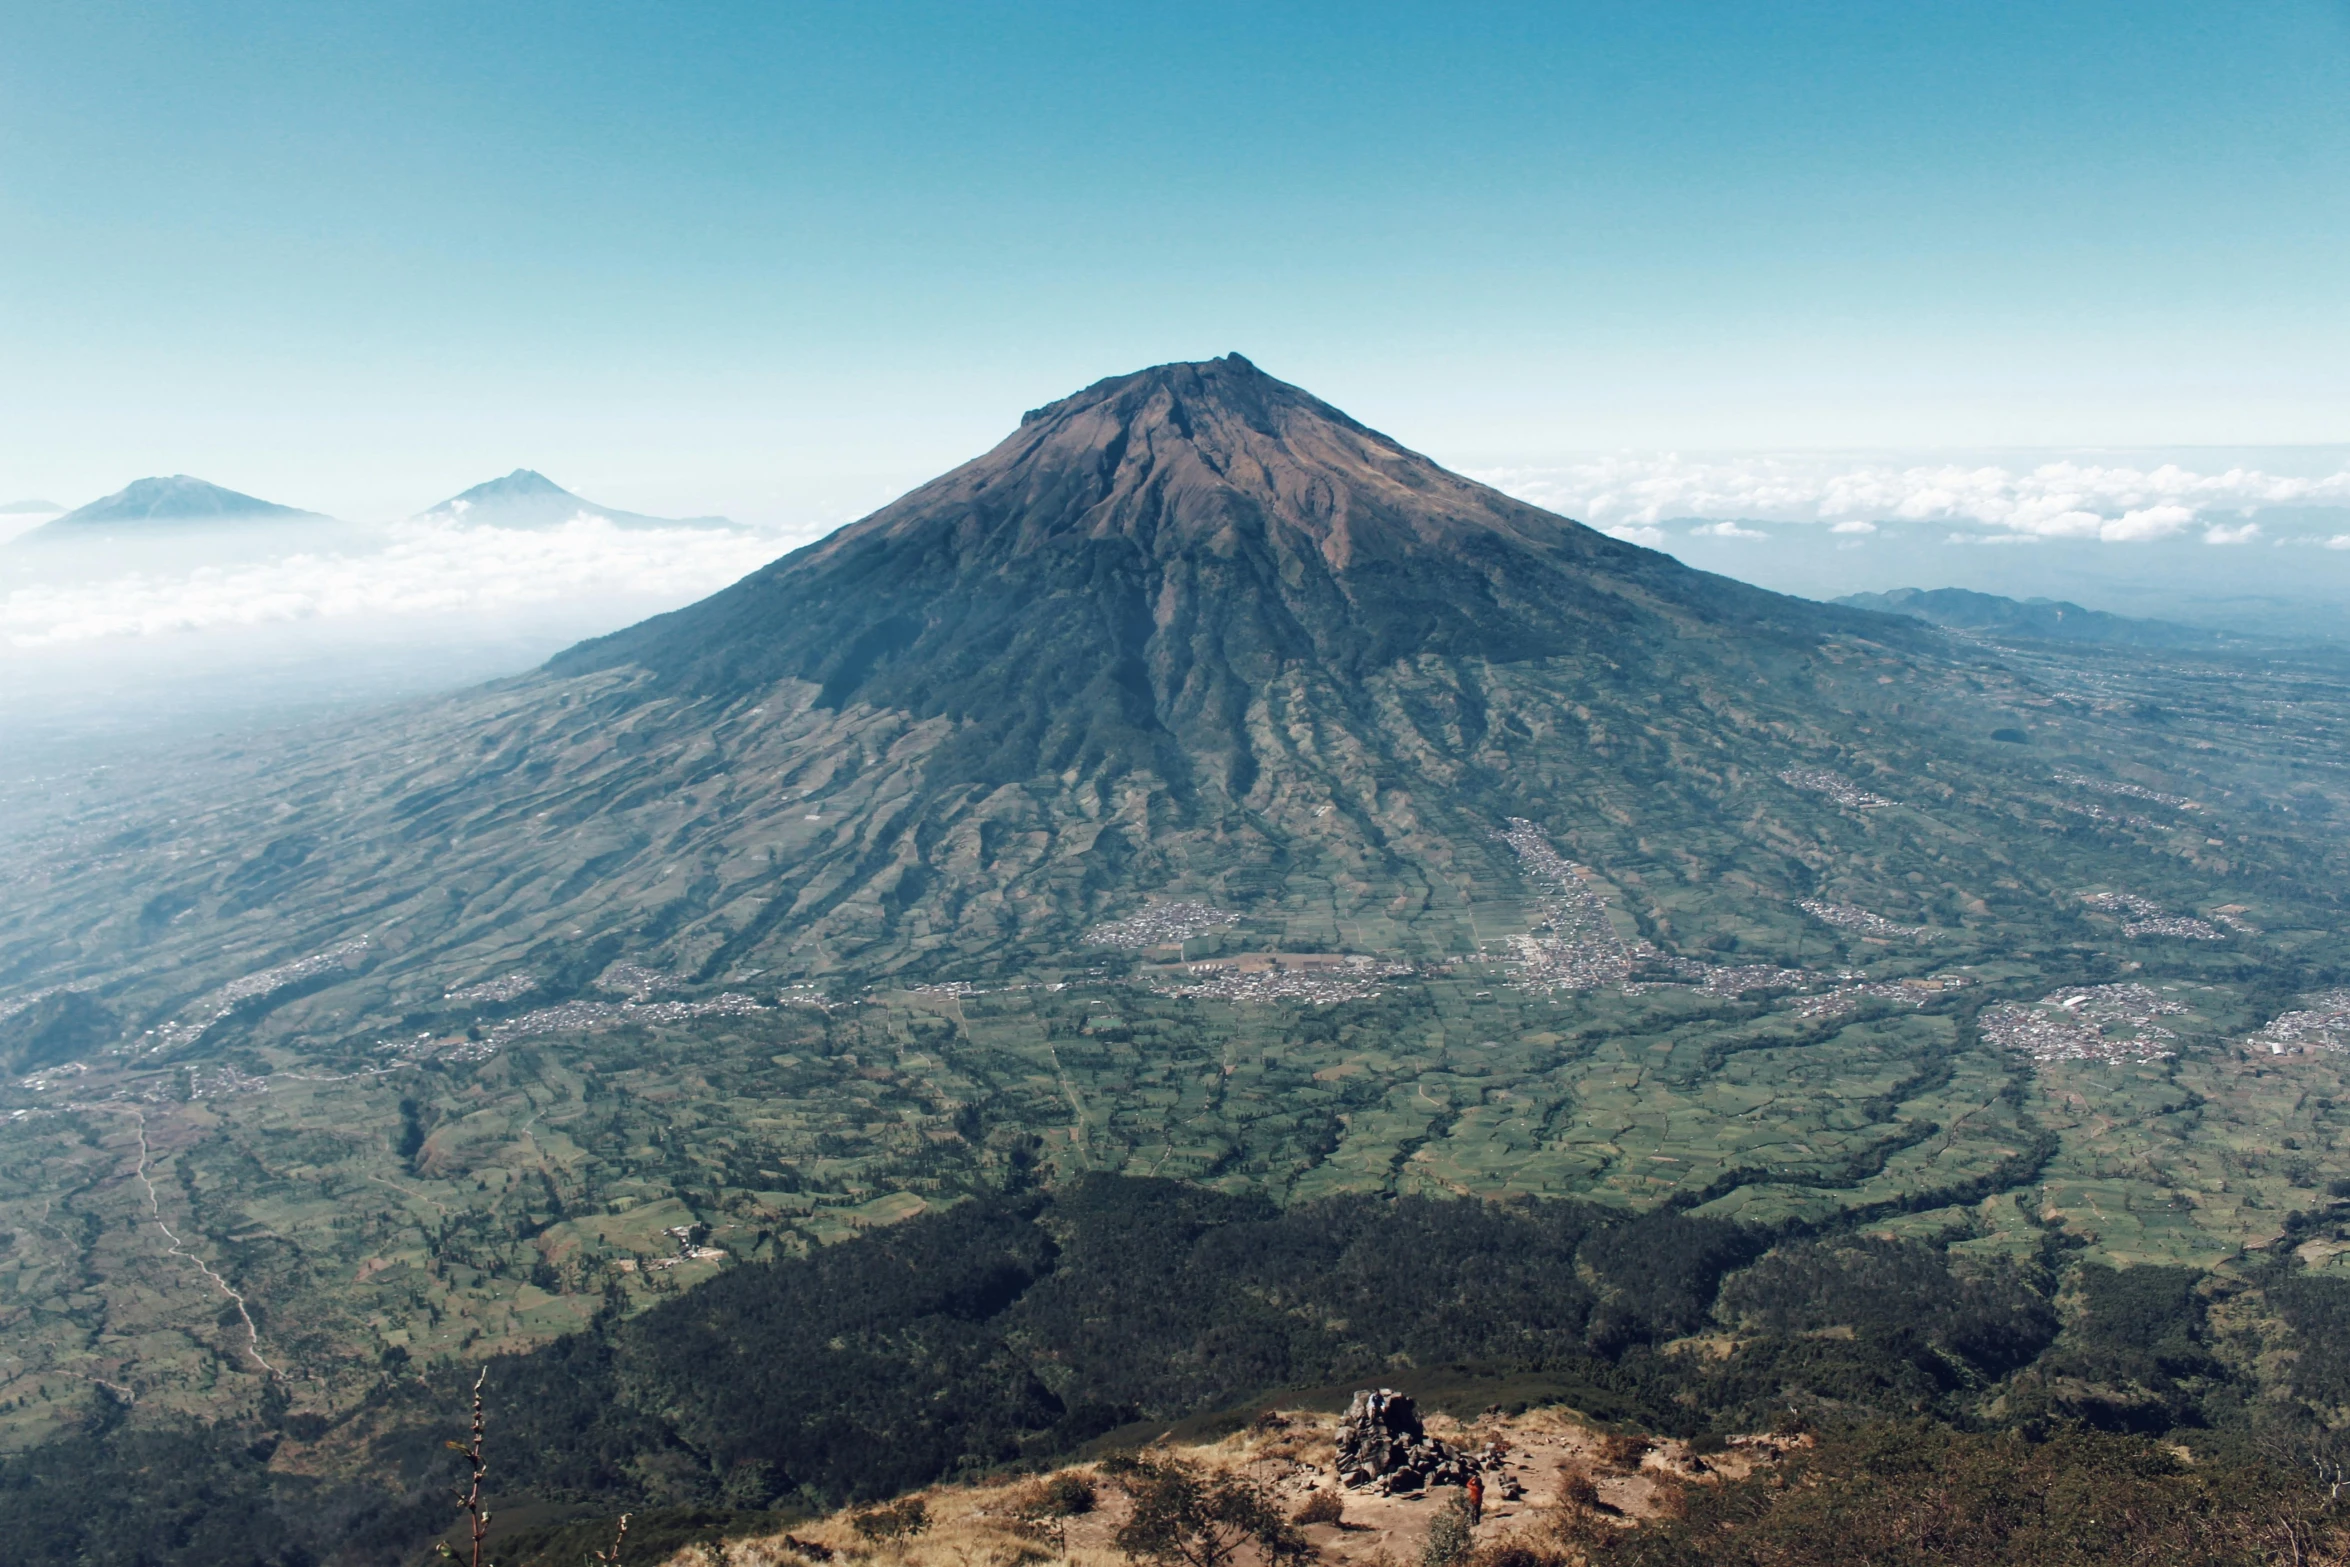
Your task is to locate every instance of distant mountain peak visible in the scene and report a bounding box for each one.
[23,475,321,537]
[451,469,573,504]
[1836,586,2274,650]
[417,470,731,530]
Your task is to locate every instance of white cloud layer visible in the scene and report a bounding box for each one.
[2,517,785,648]
[1602,524,1665,546]
[1477,454,2350,542]
[11,456,2350,658]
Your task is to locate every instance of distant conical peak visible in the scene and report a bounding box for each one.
[417,469,731,530]
[443,470,575,500]
[37,474,319,527]
[146,475,246,493]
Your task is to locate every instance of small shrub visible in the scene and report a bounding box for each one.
[1471,1546,1567,1567]
[1555,1472,1601,1513]
[1292,1491,1344,1527]
[1420,1496,1475,1567]
[1042,1474,1098,1517]
[1012,1471,1100,1556]
[850,1499,930,1545]
[1114,1457,1310,1567]
[1594,1433,1651,1470]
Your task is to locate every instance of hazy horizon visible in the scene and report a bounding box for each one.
[7,429,2350,778]
[6,3,2347,765]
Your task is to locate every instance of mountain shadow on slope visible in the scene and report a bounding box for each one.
[0,1175,2281,1567]
[335,1176,2060,1520]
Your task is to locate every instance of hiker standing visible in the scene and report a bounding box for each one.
[1465,1471,1484,1525]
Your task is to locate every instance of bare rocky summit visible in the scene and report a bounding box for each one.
[1335,1388,1506,1495]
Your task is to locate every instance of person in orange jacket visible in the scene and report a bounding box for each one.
[1464,1471,1484,1525]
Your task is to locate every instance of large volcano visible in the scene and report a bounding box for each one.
[6,357,2092,1007]
[555,354,1858,795]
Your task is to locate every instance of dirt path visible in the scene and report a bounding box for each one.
[118,1108,283,1378]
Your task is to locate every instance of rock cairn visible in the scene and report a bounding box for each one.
[1336,1389,1500,1495]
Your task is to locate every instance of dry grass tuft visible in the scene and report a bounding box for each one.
[1590,1435,1649,1472]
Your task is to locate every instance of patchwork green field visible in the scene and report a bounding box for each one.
[3,789,2345,1452]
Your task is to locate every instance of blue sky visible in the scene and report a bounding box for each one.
[2,2,2347,523]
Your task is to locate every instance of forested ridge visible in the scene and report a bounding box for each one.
[7,1175,2350,1566]
[402,1177,2054,1512]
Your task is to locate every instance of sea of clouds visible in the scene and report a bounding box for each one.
[10,454,2348,656]
[0,508,803,769]
[0,513,786,649]
[6,450,2350,769]
[1475,452,2350,549]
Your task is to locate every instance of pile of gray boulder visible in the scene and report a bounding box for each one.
[1335,1389,1510,1495]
